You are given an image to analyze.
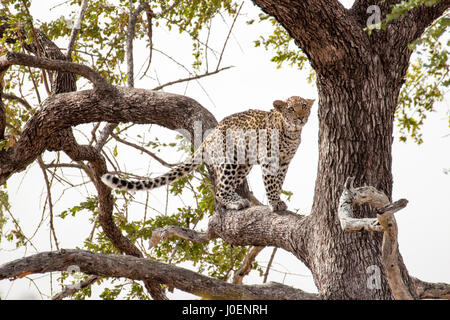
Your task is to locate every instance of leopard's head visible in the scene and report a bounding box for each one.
[273,96,314,132]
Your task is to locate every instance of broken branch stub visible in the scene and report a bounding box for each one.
[338,176,413,300]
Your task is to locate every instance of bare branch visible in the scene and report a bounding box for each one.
[44,163,83,170]
[377,199,409,216]
[37,156,59,251]
[263,247,277,283]
[52,275,99,300]
[377,203,413,300]
[0,249,319,300]
[111,132,178,168]
[233,246,264,285]
[2,93,33,110]
[152,66,232,91]
[66,0,89,59]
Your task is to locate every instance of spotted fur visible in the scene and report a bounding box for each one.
[101,96,314,211]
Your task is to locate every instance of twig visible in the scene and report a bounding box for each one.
[20,0,51,96]
[152,66,232,91]
[216,1,244,70]
[110,133,178,168]
[37,156,60,251]
[0,195,38,251]
[263,247,277,283]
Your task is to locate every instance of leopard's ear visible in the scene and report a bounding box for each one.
[273,100,287,110]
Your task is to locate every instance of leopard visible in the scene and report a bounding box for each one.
[101,96,314,211]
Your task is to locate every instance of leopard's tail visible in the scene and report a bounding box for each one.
[101,146,204,192]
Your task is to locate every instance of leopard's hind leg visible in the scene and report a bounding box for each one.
[215,163,251,210]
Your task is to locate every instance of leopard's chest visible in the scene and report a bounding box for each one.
[278,135,301,163]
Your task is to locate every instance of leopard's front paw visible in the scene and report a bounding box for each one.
[225,198,251,210]
[269,200,287,212]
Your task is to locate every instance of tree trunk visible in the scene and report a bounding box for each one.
[250,0,450,299]
[308,66,401,299]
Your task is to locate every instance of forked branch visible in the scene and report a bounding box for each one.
[338,177,415,300]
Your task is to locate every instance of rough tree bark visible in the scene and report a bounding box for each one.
[0,0,449,300]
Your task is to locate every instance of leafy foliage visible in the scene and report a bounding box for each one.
[396,12,449,143]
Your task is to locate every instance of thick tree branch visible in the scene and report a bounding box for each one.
[376,202,412,300]
[0,67,7,140]
[152,66,233,91]
[251,0,371,74]
[391,0,450,48]
[150,205,313,273]
[0,249,319,300]
[111,132,178,167]
[0,85,217,186]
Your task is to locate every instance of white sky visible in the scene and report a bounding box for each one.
[0,0,449,299]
